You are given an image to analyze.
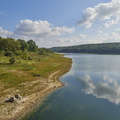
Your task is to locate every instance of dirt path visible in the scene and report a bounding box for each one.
[48,70,61,82]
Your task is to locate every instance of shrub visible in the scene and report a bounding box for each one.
[15,51,22,56]
[21,52,28,60]
[5,52,13,57]
[28,56,32,60]
[9,55,16,64]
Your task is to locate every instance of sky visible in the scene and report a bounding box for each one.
[0,0,120,48]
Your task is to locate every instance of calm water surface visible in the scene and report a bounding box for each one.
[23,54,120,120]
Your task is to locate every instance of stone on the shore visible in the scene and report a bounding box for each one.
[9,97,15,102]
[15,94,22,99]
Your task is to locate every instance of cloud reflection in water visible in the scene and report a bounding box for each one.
[78,74,120,105]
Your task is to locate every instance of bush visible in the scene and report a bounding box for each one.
[28,56,32,60]
[9,55,16,64]
[15,51,22,56]
[5,52,13,57]
[21,52,28,60]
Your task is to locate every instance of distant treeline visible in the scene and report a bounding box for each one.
[51,43,120,54]
[0,36,53,56]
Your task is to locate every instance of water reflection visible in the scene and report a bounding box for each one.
[23,54,120,120]
[77,73,120,105]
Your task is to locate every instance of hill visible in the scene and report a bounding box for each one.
[51,43,120,54]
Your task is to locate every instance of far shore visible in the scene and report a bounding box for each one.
[0,57,72,120]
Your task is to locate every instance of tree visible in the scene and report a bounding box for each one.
[0,38,16,53]
[38,47,53,55]
[17,39,28,52]
[27,40,38,52]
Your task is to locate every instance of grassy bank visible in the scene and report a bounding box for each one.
[0,52,72,120]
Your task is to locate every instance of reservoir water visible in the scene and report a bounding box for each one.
[23,54,120,120]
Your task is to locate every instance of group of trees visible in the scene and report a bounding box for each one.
[51,43,120,54]
[0,37,38,54]
[38,47,53,55]
[0,37,53,54]
[0,37,53,64]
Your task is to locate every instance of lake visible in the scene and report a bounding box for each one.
[23,54,120,120]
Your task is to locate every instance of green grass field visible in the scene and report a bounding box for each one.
[0,52,72,99]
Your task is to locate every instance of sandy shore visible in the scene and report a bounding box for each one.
[0,70,65,120]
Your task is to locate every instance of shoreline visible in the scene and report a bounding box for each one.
[17,70,65,120]
[0,63,71,120]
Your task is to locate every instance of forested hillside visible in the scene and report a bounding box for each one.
[51,43,120,54]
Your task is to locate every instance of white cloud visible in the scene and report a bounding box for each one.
[116,28,120,31]
[79,34,86,39]
[103,17,120,28]
[96,31,120,43]
[78,73,120,105]
[97,30,103,34]
[0,27,13,38]
[77,0,120,28]
[14,19,74,39]
[41,33,87,47]
[58,37,78,43]
[57,34,86,44]
[110,32,118,37]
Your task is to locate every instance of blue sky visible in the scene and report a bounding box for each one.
[0,0,120,47]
